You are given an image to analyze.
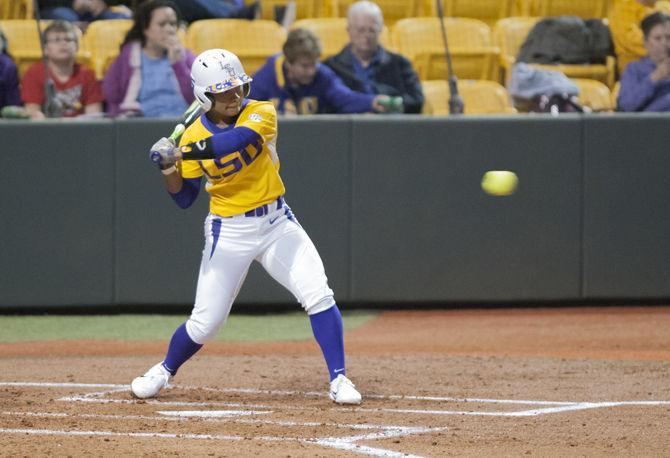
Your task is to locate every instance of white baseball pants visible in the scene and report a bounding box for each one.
[185,197,335,344]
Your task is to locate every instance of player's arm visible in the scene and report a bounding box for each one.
[164,172,201,209]
[178,126,261,160]
[149,137,202,209]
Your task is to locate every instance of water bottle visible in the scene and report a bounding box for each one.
[378,96,404,114]
[1,105,29,119]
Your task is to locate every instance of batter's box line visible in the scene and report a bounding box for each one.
[0,410,443,458]
[3,381,670,417]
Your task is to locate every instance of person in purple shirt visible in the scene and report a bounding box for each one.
[0,28,21,110]
[102,0,195,118]
[618,11,670,112]
[250,28,392,115]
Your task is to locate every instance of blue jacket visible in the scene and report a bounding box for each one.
[618,57,670,112]
[250,54,375,114]
[324,45,423,114]
[0,53,20,109]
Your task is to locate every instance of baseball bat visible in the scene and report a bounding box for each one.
[169,100,202,142]
[151,101,202,165]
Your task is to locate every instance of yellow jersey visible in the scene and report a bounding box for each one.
[178,100,286,217]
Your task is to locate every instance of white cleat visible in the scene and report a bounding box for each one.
[329,374,362,405]
[131,362,172,399]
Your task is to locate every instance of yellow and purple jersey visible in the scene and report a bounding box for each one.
[178,100,285,217]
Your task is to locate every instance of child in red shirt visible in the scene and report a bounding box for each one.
[21,20,103,119]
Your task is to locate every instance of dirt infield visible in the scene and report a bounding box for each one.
[1,306,669,456]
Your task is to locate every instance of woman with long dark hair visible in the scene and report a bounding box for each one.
[102,0,195,117]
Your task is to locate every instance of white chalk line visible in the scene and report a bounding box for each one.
[0,426,436,458]
[0,413,442,458]
[5,381,670,416]
[0,382,582,405]
[5,381,670,409]
[4,380,670,458]
[0,382,448,457]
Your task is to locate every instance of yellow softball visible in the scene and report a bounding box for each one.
[481,171,518,196]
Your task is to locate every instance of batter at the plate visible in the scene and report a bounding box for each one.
[134,48,361,405]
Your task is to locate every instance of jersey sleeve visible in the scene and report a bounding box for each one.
[236,101,277,144]
[178,125,205,179]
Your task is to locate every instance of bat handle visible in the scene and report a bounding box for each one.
[169,123,186,142]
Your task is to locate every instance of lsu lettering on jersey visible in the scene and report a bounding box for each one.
[179,100,285,217]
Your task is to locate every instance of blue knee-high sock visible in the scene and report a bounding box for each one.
[309,305,346,381]
[162,322,203,376]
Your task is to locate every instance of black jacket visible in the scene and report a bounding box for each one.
[517,16,613,65]
[324,45,424,114]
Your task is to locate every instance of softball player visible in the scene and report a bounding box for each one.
[132,49,361,405]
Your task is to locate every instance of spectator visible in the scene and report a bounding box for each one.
[21,20,103,119]
[618,12,670,111]
[171,0,259,22]
[102,0,195,117]
[608,0,670,74]
[40,0,132,22]
[323,1,423,113]
[250,28,391,114]
[39,0,80,20]
[0,28,21,110]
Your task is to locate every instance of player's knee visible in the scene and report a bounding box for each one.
[185,317,224,344]
[305,295,336,315]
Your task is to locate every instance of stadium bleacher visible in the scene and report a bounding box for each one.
[0,0,623,114]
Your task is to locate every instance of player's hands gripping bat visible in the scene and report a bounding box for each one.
[150,100,203,167]
[149,137,181,168]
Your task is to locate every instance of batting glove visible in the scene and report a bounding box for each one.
[149,137,180,169]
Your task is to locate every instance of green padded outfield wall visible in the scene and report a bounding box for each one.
[0,121,116,306]
[0,114,668,309]
[582,116,670,298]
[350,117,582,301]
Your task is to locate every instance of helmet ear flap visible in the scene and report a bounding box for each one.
[194,87,212,111]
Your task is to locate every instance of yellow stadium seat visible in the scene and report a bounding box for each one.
[0,20,88,77]
[572,78,613,111]
[513,0,530,15]
[392,17,500,81]
[421,79,516,115]
[325,0,419,25]
[421,0,515,28]
[80,19,133,80]
[0,0,33,19]
[290,17,391,58]
[494,16,616,87]
[187,19,286,75]
[259,0,324,20]
[528,0,609,19]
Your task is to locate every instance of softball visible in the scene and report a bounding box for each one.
[481,170,518,196]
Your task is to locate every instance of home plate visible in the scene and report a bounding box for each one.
[157,410,273,418]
